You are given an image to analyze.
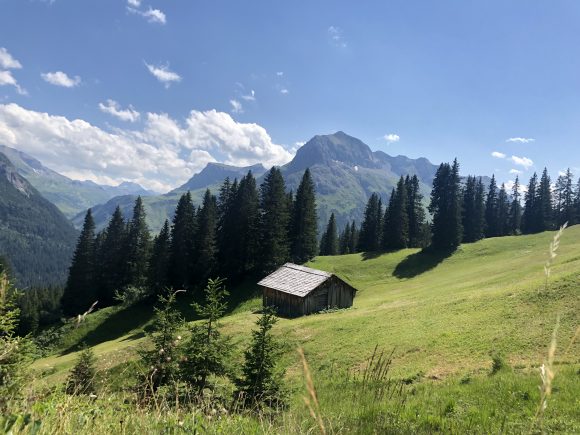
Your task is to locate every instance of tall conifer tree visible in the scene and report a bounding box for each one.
[290,169,318,264]
[535,168,553,232]
[320,213,338,255]
[509,176,522,234]
[168,192,197,289]
[97,206,128,306]
[358,193,382,252]
[406,175,426,247]
[125,197,151,289]
[62,210,97,316]
[148,220,171,296]
[259,168,290,273]
[522,172,538,234]
[485,175,499,238]
[497,183,510,236]
[193,190,218,285]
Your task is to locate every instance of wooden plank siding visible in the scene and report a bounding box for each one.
[262,275,356,317]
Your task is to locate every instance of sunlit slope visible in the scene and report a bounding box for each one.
[34,226,580,383]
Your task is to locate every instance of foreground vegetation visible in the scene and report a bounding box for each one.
[3,227,580,433]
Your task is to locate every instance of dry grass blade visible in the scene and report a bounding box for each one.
[75,300,99,328]
[298,347,326,435]
[543,222,567,292]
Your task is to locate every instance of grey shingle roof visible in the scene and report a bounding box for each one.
[257,263,332,297]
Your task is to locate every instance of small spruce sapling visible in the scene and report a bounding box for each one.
[235,307,285,408]
[180,278,230,392]
[65,345,97,395]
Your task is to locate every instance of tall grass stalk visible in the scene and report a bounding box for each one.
[298,347,326,434]
[543,222,567,292]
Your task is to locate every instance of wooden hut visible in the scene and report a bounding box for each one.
[258,263,357,317]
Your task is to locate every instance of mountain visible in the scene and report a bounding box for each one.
[0,152,78,288]
[0,145,154,218]
[173,162,267,192]
[76,132,438,234]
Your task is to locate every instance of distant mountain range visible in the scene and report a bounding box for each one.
[0,145,155,218]
[71,132,439,233]
[0,151,77,287]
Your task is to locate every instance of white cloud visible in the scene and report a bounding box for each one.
[0,47,22,70]
[328,26,347,48]
[0,103,293,191]
[230,99,243,114]
[0,48,25,94]
[241,89,255,101]
[127,0,141,7]
[506,137,535,143]
[510,155,534,169]
[99,99,140,122]
[509,168,523,175]
[276,71,284,77]
[128,5,166,24]
[0,70,26,95]
[280,88,289,95]
[145,62,181,88]
[41,71,81,88]
[384,133,400,143]
[491,151,506,159]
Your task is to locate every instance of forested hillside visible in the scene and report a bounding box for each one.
[0,152,77,287]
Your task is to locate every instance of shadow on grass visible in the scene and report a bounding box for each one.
[393,247,455,278]
[60,276,262,355]
[362,251,383,261]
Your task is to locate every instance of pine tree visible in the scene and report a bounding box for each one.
[358,193,382,252]
[148,220,171,296]
[216,178,238,278]
[233,172,260,276]
[193,189,218,285]
[462,176,478,243]
[522,172,538,234]
[290,169,318,264]
[429,160,463,250]
[349,220,359,253]
[339,222,351,254]
[555,169,575,226]
[65,345,97,395]
[259,168,290,273]
[497,183,510,236]
[406,175,426,247]
[575,177,580,225]
[536,168,553,232]
[235,308,284,407]
[384,177,409,249]
[137,291,183,399]
[168,192,197,289]
[62,210,97,316]
[509,176,522,234]
[97,206,128,307]
[320,213,339,255]
[126,197,151,289]
[181,278,230,391]
[485,175,499,238]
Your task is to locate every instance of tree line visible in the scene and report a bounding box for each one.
[61,168,318,316]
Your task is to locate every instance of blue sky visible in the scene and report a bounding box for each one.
[0,0,579,191]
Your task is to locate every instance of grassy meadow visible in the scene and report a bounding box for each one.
[9,226,580,433]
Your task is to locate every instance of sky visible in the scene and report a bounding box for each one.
[0,0,579,192]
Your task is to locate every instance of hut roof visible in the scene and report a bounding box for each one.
[258,263,333,297]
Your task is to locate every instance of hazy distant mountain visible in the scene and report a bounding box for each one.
[0,152,77,287]
[0,145,154,218]
[77,132,438,234]
[173,162,267,192]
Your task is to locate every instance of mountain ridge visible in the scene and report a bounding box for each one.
[0,144,155,218]
[72,132,439,233]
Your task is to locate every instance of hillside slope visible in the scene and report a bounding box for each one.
[35,227,579,380]
[0,152,77,287]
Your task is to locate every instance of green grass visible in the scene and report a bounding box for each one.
[24,227,580,433]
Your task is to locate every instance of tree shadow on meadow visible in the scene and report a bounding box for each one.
[60,277,262,355]
[393,247,455,279]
